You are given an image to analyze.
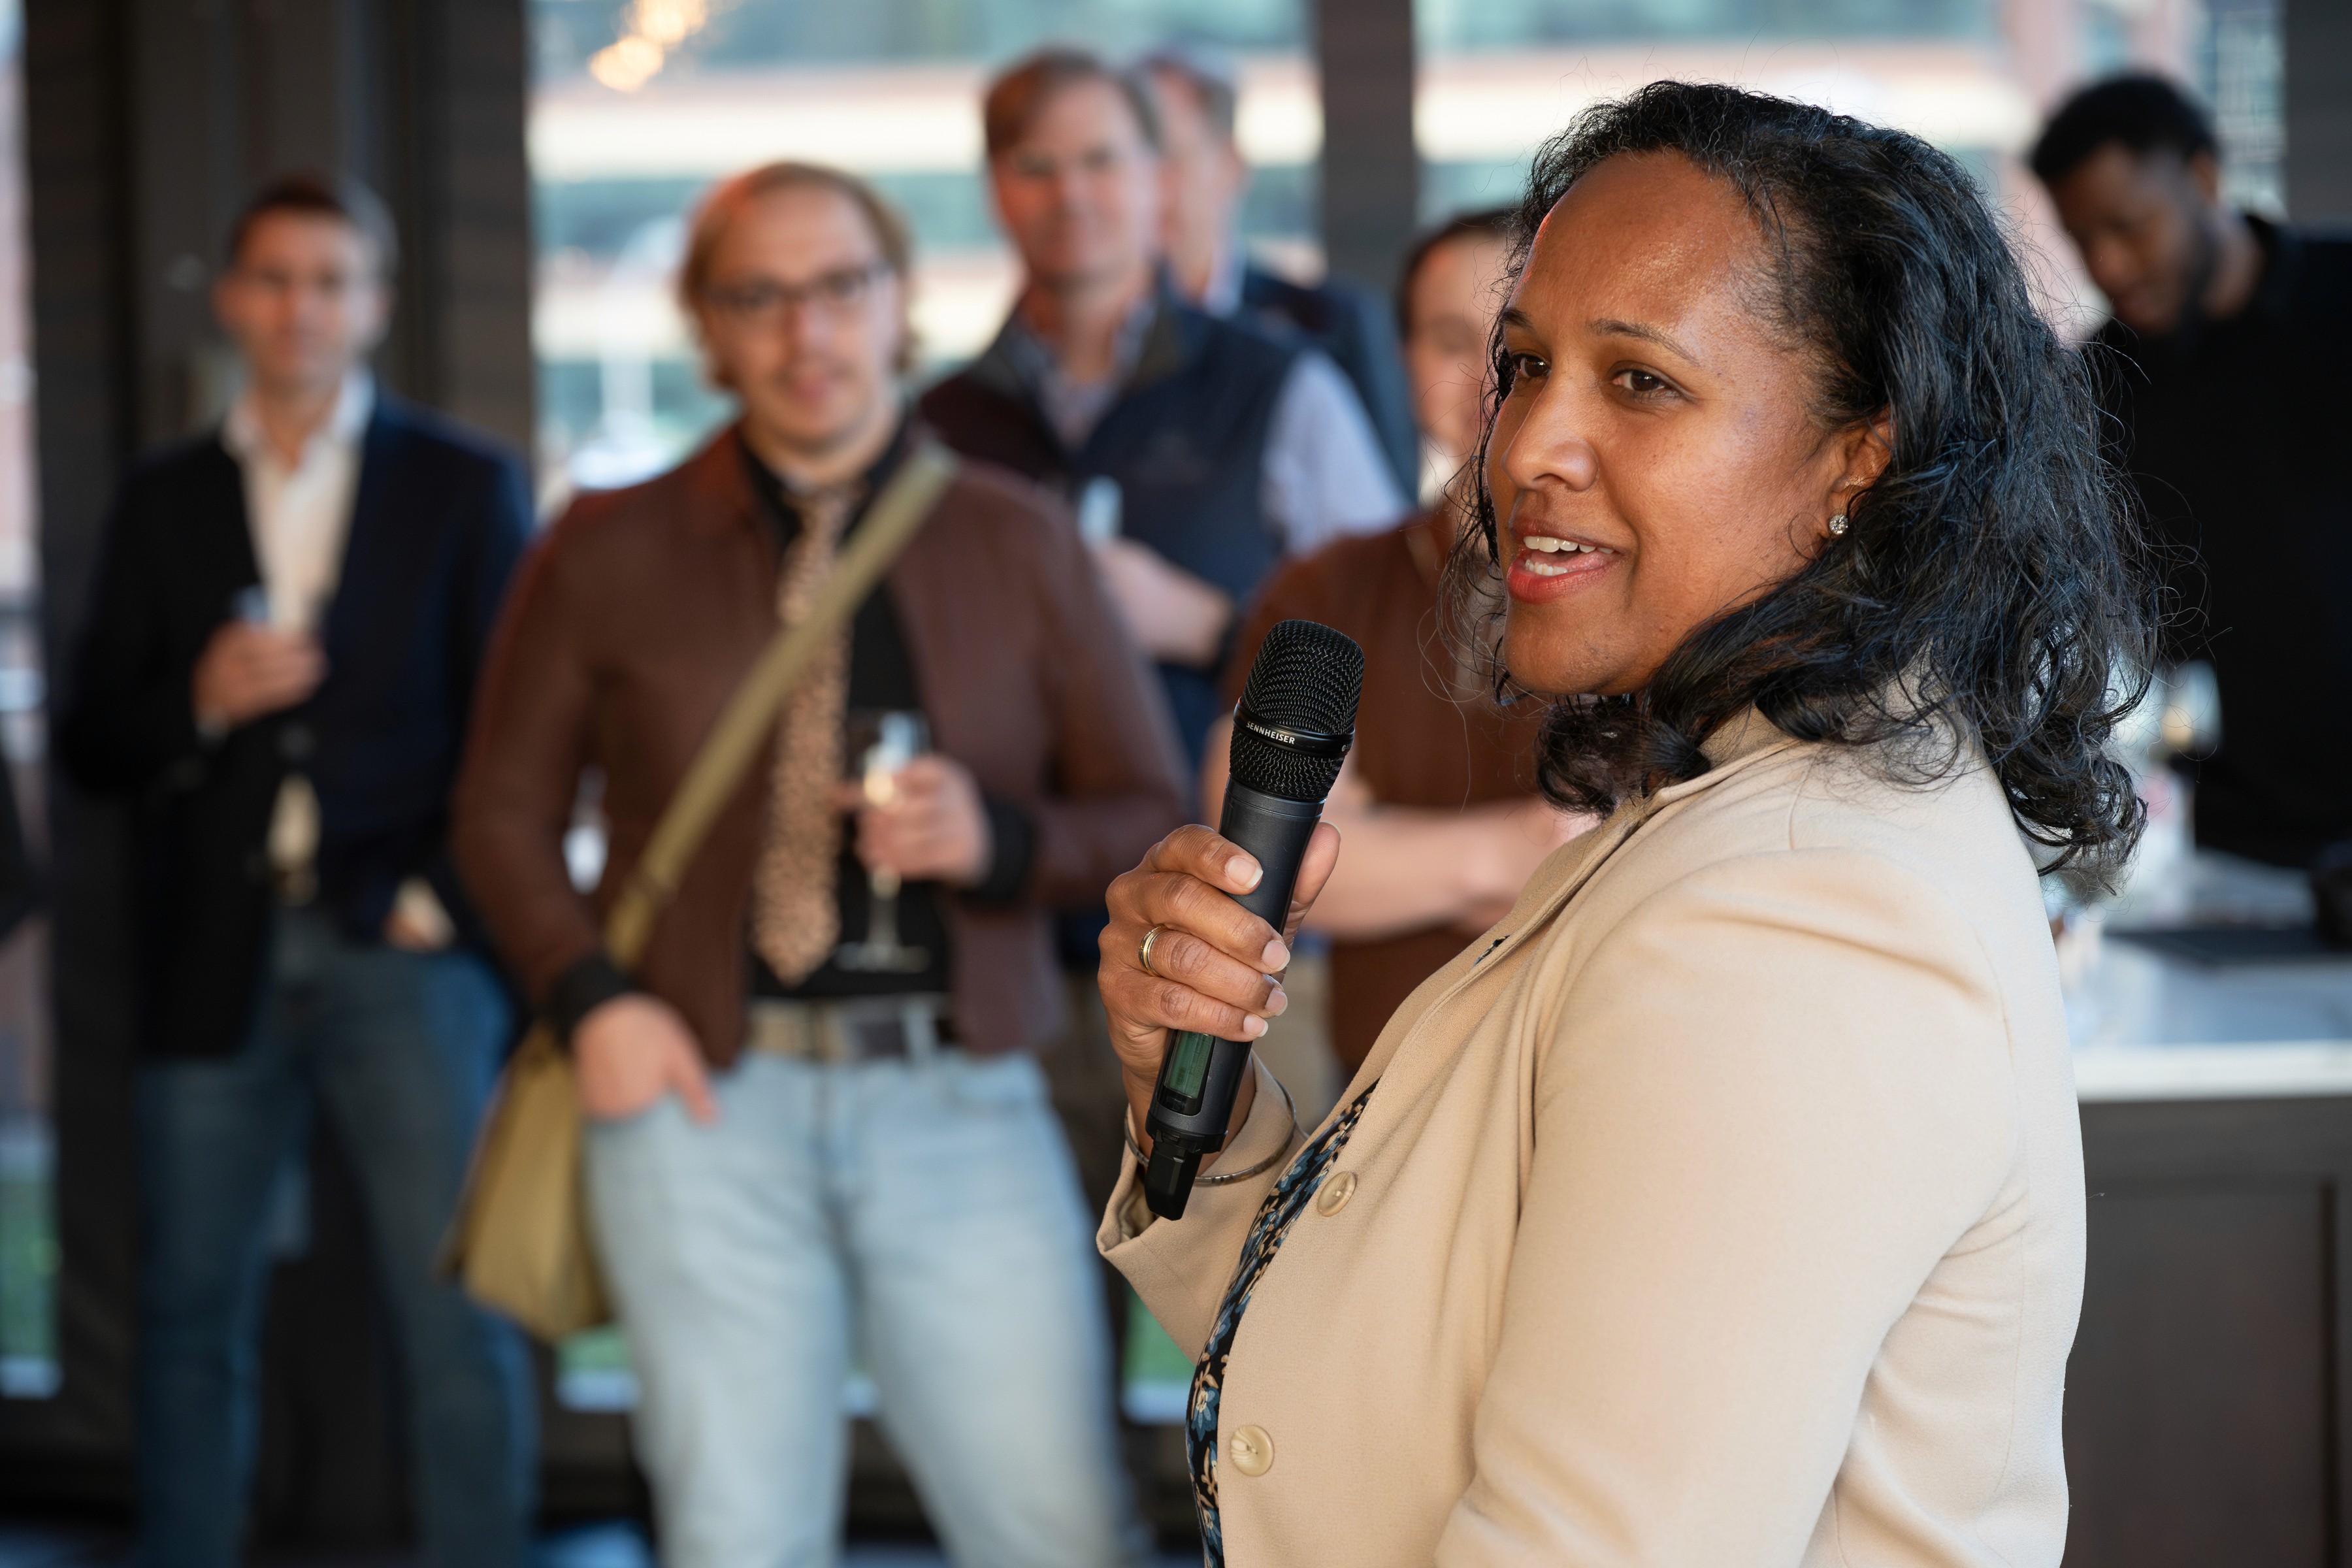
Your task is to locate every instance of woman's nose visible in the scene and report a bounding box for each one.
[1503,390,1601,493]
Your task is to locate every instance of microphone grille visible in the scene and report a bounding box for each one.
[1230,619,1364,804]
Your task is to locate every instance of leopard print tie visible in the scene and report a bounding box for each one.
[749,483,857,984]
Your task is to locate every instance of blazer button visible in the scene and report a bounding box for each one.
[1228,1424,1274,1477]
[1316,1171,1358,1216]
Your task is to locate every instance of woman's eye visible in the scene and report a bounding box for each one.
[1614,368,1673,396]
[1503,351,1547,387]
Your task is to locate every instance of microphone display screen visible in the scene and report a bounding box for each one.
[1162,1032,1213,1107]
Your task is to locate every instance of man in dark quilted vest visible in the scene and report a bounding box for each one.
[920,47,1407,774]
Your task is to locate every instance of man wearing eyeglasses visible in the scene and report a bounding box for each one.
[453,162,1181,1568]
[60,174,536,1568]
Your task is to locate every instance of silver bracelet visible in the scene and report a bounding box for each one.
[1123,1070,1301,1186]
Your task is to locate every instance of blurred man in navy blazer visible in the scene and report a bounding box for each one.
[60,174,534,1568]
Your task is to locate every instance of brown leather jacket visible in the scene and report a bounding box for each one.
[452,423,1188,1066]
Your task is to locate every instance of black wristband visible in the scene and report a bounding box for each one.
[547,951,637,1049]
[968,792,1036,906]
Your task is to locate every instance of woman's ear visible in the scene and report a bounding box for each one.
[1835,407,1895,507]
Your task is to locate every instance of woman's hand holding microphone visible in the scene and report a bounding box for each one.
[1096,820,1343,1165]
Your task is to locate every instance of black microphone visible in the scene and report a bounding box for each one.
[1143,619,1364,1220]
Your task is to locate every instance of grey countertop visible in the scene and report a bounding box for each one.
[2065,848,2352,1102]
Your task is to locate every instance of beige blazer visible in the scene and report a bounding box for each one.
[1103,713,2083,1567]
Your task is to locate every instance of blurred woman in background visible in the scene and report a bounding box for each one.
[1205,209,1583,1075]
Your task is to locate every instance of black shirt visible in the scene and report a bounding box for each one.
[740,426,1033,1000]
[2095,216,2352,868]
[542,421,1034,1042]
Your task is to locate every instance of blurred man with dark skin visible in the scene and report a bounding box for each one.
[2036,75,2352,868]
[1139,43,1420,497]
[61,174,534,1568]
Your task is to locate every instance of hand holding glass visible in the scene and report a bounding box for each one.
[836,710,932,973]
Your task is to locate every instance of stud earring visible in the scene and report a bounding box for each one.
[1827,514,1849,536]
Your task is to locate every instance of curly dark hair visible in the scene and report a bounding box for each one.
[1450,80,2153,890]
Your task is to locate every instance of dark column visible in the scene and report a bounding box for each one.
[421,0,536,449]
[124,0,249,444]
[1314,0,1416,293]
[377,0,535,451]
[2285,0,2352,223]
[0,0,139,1499]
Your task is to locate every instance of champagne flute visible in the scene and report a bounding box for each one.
[836,710,932,973]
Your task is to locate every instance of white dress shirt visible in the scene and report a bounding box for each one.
[221,370,374,634]
[218,372,446,941]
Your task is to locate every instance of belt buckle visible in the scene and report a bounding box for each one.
[839,1014,889,1062]
[833,1000,940,1064]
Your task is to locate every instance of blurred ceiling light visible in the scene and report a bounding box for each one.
[591,37,664,91]
[589,0,715,93]
[634,0,708,48]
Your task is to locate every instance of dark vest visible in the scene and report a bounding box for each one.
[920,294,1301,770]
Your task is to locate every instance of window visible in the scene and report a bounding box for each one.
[1411,0,2280,336]
[1415,0,2018,224]
[0,0,53,1403]
[2204,0,2283,215]
[530,0,1313,499]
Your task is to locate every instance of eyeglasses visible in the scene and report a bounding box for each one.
[702,259,891,325]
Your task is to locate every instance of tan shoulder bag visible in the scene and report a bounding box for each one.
[441,440,959,1342]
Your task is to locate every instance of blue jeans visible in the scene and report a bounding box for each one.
[134,906,536,1568]
[585,1049,1147,1568]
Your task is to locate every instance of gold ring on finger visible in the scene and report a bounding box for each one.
[1138,923,1170,978]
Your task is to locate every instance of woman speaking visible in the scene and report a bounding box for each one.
[1097,82,2146,1567]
